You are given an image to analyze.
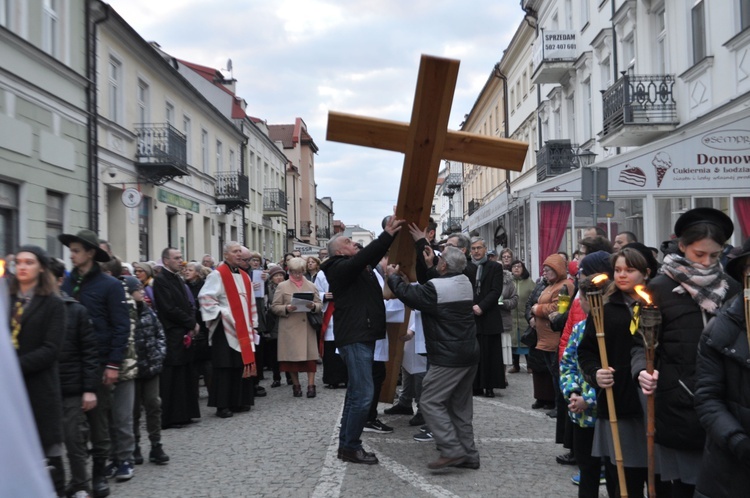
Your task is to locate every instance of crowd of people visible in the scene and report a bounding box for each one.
[6,206,750,497]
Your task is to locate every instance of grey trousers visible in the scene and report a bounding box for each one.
[87,382,112,461]
[62,396,90,492]
[420,363,479,460]
[397,368,425,408]
[134,375,162,445]
[109,379,136,463]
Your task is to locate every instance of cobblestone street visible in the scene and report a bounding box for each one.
[107,366,604,498]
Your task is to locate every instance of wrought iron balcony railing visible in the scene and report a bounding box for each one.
[263,188,287,215]
[536,140,579,182]
[316,227,331,239]
[601,73,677,138]
[442,217,463,234]
[135,123,189,184]
[468,199,482,216]
[215,171,249,212]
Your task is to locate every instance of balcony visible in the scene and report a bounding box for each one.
[536,140,579,182]
[468,199,482,216]
[531,30,578,85]
[600,73,678,147]
[215,171,249,213]
[442,217,462,234]
[263,188,287,217]
[135,123,189,185]
[316,227,331,240]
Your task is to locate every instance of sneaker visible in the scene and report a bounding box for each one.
[383,404,413,416]
[408,412,425,426]
[149,443,170,465]
[413,430,434,442]
[114,461,134,481]
[600,471,606,485]
[73,491,91,498]
[363,419,394,434]
[104,461,118,479]
[133,445,143,465]
[571,471,580,486]
[420,425,429,432]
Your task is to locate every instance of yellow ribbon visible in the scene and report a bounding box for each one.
[630,302,641,335]
[10,300,23,349]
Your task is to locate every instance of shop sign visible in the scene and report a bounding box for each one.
[157,188,200,213]
[468,192,508,230]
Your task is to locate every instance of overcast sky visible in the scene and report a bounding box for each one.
[106,0,524,234]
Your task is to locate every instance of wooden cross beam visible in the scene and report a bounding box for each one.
[326,54,528,403]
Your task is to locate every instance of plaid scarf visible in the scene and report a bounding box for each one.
[661,253,729,314]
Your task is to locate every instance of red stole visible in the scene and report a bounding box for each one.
[218,264,255,366]
[318,302,335,356]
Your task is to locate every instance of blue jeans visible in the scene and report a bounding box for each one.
[338,341,375,451]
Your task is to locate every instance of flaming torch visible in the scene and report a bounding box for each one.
[583,273,628,497]
[635,284,659,498]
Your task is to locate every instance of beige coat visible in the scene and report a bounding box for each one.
[271,279,322,362]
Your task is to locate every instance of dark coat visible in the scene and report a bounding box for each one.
[13,293,66,448]
[153,269,196,366]
[472,260,504,335]
[632,273,741,450]
[134,301,166,379]
[389,273,479,368]
[62,263,130,367]
[578,290,643,420]
[695,296,750,497]
[58,294,99,397]
[320,231,394,348]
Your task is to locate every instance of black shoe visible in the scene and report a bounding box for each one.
[271,380,281,388]
[547,409,557,418]
[133,445,144,465]
[456,459,480,469]
[91,458,110,498]
[384,404,413,416]
[149,443,170,465]
[556,452,577,465]
[255,386,267,397]
[339,448,379,465]
[485,389,495,398]
[531,400,545,409]
[231,405,252,413]
[408,412,425,426]
[363,419,393,433]
[216,408,233,418]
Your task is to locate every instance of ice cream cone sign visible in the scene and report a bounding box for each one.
[652,152,672,187]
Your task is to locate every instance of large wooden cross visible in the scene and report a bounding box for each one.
[326,54,528,403]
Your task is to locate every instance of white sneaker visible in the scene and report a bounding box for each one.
[73,491,91,498]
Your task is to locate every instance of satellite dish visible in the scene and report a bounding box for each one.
[226,58,233,73]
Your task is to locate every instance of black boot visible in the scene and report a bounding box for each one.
[91,457,110,498]
[149,443,170,465]
[133,444,144,465]
[47,456,65,497]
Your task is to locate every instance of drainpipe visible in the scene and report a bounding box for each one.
[610,0,621,156]
[86,1,109,232]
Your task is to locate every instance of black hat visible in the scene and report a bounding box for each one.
[58,229,111,262]
[674,207,734,240]
[121,275,142,295]
[579,251,612,278]
[726,237,750,283]
[622,242,660,280]
[16,245,51,269]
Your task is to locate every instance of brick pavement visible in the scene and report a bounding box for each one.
[106,367,606,497]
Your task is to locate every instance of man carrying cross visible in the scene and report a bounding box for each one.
[321,215,404,465]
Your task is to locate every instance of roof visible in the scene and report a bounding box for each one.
[178,59,247,120]
[268,118,319,153]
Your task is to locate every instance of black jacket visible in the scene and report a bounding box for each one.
[58,294,99,397]
[472,260,504,335]
[694,296,750,497]
[320,231,394,347]
[153,269,197,365]
[631,273,741,450]
[14,293,66,448]
[578,291,643,420]
[134,302,166,379]
[62,263,130,367]
[388,272,478,368]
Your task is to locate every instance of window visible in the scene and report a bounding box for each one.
[655,10,667,74]
[216,140,223,172]
[580,0,590,26]
[201,129,209,174]
[601,56,612,88]
[510,88,516,111]
[42,0,59,57]
[516,80,521,108]
[522,70,528,98]
[743,0,750,31]
[0,182,18,257]
[165,102,174,125]
[622,34,635,74]
[692,1,706,63]
[108,56,122,123]
[1,0,10,27]
[567,92,576,143]
[565,0,573,29]
[46,192,64,258]
[182,116,191,164]
[583,79,592,140]
[229,149,235,172]
[137,79,149,125]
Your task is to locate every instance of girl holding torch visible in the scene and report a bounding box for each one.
[578,245,657,497]
[633,208,740,497]
[693,237,750,498]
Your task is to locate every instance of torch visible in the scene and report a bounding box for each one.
[635,284,660,498]
[583,273,628,497]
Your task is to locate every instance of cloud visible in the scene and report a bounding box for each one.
[106,0,523,233]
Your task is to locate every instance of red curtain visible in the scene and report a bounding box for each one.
[735,197,750,240]
[538,200,572,271]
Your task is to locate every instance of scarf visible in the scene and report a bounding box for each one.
[472,254,488,296]
[217,263,256,366]
[661,253,729,314]
[289,274,305,289]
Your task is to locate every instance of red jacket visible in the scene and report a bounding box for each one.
[558,294,586,361]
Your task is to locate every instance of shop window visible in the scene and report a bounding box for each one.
[139,197,150,261]
[611,198,644,244]
[538,200,572,271]
[46,191,64,258]
[0,182,18,257]
[734,197,750,240]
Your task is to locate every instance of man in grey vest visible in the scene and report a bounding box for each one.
[386,246,480,470]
